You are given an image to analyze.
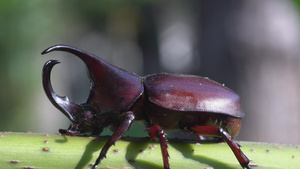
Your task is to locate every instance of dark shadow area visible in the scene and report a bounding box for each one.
[74,138,105,169]
[125,141,162,169]
[170,142,234,169]
[54,135,68,143]
[129,159,163,169]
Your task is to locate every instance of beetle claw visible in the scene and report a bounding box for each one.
[58,129,67,134]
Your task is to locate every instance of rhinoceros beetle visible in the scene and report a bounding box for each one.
[42,44,251,169]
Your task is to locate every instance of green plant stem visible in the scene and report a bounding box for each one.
[0,132,299,169]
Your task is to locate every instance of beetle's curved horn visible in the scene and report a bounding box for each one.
[41,44,104,82]
[42,44,143,113]
[42,60,81,122]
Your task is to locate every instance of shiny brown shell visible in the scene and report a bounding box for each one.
[144,73,244,118]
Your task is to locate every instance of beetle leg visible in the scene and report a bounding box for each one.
[92,111,135,169]
[147,125,170,169]
[189,126,251,169]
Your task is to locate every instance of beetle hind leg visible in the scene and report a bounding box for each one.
[147,125,170,169]
[189,126,251,169]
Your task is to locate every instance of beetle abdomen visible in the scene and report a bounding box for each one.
[144,73,244,118]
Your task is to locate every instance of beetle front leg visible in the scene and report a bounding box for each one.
[147,125,170,169]
[189,126,251,169]
[92,111,135,169]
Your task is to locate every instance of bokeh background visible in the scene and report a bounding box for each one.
[1,0,300,144]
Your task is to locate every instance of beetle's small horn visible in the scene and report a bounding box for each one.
[42,60,81,122]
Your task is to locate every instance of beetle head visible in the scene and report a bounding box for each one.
[42,60,101,135]
[42,45,143,135]
[59,105,106,136]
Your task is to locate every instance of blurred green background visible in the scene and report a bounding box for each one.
[1,0,300,144]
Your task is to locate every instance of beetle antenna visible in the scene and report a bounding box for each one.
[42,60,81,122]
